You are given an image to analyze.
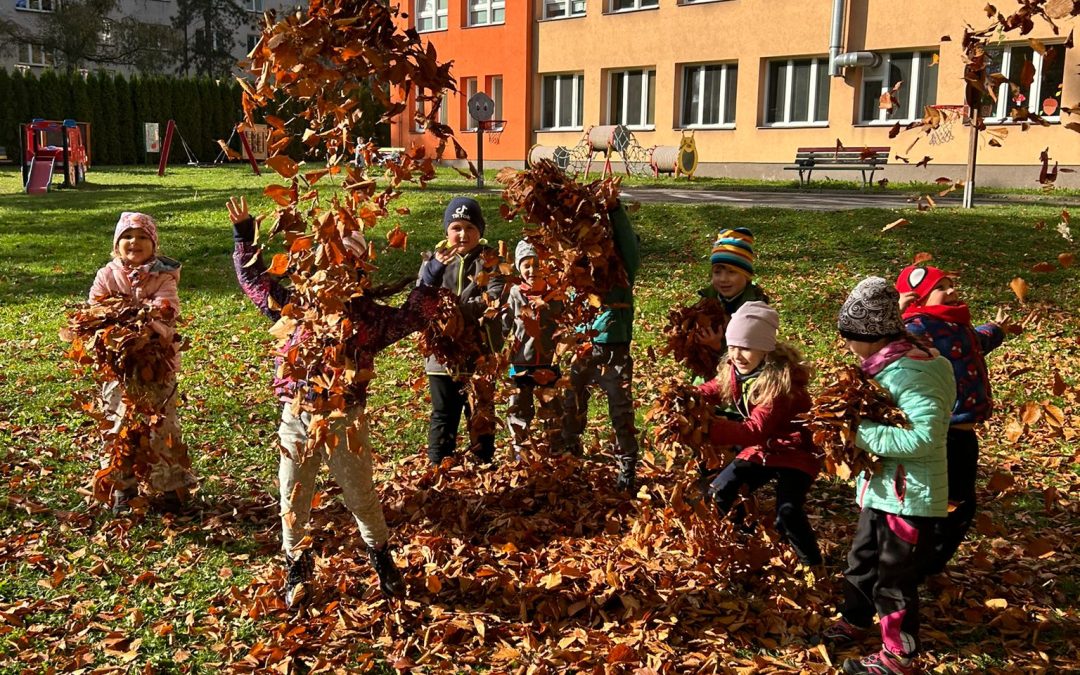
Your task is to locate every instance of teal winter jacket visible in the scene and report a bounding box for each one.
[591,204,640,345]
[854,353,955,518]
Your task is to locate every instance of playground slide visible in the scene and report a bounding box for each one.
[26,157,55,194]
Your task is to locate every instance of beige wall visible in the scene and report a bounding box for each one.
[534,0,1080,174]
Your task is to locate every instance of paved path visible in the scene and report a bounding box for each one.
[617,187,1079,211]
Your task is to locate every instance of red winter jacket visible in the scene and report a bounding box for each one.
[699,363,819,478]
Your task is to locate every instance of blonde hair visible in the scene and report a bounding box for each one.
[718,342,813,407]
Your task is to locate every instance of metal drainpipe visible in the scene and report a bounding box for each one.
[829,0,846,76]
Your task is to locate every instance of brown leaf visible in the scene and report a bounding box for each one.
[265,155,299,179]
[1059,253,1075,268]
[267,253,289,276]
[1031,262,1057,273]
[1009,277,1029,303]
[914,252,934,264]
[882,218,910,232]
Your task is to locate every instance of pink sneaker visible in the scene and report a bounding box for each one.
[842,649,916,675]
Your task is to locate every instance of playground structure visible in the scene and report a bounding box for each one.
[19,119,91,194]
[526,125,698,179]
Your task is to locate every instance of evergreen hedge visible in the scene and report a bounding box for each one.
[0,69,244,165]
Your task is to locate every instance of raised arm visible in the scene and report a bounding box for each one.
[228,196,291,322]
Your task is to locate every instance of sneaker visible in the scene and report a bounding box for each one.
[111,488,133,515]
[283,550,314,609]
[368,543,406,598]
[842,649,915,675]
[822,617,868,646]
[615,466,637,493]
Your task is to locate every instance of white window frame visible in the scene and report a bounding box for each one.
[764,57,830,127]
[609,0,657,12]
[415,91,449,132]
[468,0,504,26]
[17,42,55,68]
[681,63,737,129]
[543,0,586,19]
[415,0,448,32]
[859,51,939,124]
[244,0,262,12]
[489,76,503,121]
[608,68,655,130]
[15,0,59,12]
[540,73,585,131]
[462,77,479,131]
[984,43,1064,122]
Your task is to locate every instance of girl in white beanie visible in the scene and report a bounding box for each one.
[697,301,822,566]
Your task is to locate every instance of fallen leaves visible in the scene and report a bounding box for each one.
[660,299,729,380]
[882,218,910,232]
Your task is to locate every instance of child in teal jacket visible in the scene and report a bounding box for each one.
[824,277,955,675]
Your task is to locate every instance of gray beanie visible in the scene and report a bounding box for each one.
[726,301,779,352]
[838,276,906,342]
[514,240,538,272]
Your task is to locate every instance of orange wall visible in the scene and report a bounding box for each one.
[390,1,531,163]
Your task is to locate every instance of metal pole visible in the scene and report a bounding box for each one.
[18,125,27,190]
[962,111,979,209]
[62,126,71,188]
[476,125,484,189]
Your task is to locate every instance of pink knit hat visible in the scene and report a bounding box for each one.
[725,301,779,352]
[113,212,159,251]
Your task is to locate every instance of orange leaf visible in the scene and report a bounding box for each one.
[268,254,289,276]
[264,184,294,206]
[913,252,933,264]
[386,224,408,250]
[1009,277,1029,304]
[882,218,910,232]
[1059,253,1075,268]
[1031,261,1057,273]
[266,155,299,179]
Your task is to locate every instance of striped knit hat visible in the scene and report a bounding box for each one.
[709,227,755,278]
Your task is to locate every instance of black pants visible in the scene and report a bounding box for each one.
[427,374,495,464]
[924,428,979,575]
[708,458,822,565]
[842,507,938,657]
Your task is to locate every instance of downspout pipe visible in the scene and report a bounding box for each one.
[834,51,882,70]
[828,0,846,76]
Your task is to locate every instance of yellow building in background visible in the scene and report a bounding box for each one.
[400,1,1078,187]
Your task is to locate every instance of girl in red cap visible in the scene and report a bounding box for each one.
[894,265,1011,576]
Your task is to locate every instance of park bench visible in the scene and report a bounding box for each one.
[784,146,889,188]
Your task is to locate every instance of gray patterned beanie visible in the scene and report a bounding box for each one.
[838,276,906,342]
[515,240,538,272]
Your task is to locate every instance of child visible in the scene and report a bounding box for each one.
[895,265,1007,576]
[825,277,955,675]
[417,197,506,465]
[229,196,435,607]
[89,212,196,514]
[695,227,771,366]
[560,201,641,491]
[699,302,822,566]
[502,240,564,456]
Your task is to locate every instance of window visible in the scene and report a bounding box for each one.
[246,34,260,53]
[416,91,448,132]
[860,51,938,123]
[765,57,830,125]
[468,0,504,26]
[681,63,737,128]
[544,0,585,18]
[462,77,479,130]
[609,69,655,128]
[982,43,1066,120]
[17,43,55,68]
[244,0,262,12]
[489,76,503,121]
[541,73,585,130]
[416,0,448,32]
[610,0,657,10]
[15,0,58,12]
[99,19,114,44]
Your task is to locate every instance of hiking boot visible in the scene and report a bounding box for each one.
[283,550,314,609]
[615,465,637,493]
[822,617,868,646]
[842,649,915,675]
[368,543,406,598]
[111,488,133,515]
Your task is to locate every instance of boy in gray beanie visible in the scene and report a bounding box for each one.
[500,240,565,456]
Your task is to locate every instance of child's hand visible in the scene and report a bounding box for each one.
[898,291,919,312]
[993,307,1015,334]
[434,239,461,264]
[226,196,250,224]
[697,326,724,352]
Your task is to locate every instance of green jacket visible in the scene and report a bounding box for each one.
[855,354,955,518]
[591,204,640,344]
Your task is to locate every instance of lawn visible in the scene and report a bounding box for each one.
[0,164,1077,673]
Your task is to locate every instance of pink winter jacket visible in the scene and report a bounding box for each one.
[88,256,182,368]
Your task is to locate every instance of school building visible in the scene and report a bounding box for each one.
[390,0,1080,188]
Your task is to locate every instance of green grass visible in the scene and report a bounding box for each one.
[1,164,1078,672]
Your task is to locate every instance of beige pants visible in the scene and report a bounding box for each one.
[99,379,196,497]
[277,403,389,555]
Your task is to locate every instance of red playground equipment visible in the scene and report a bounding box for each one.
[19,119,91,194]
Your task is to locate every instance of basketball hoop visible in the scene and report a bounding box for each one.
[927,105,969,146]
[479,119,506,145]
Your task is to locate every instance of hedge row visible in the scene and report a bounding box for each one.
[0,69,243,165]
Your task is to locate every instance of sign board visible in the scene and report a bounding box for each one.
[468,92,494,123]
[144,123,160,153]
[242,124,270,161]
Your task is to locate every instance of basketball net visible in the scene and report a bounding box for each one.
[928,105,968,146]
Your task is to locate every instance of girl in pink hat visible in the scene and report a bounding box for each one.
[697,301,822,567]
[88,212,196,514]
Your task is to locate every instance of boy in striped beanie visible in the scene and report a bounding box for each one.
[693,227,771,374]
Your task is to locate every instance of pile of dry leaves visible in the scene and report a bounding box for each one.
[660,298,729,380]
